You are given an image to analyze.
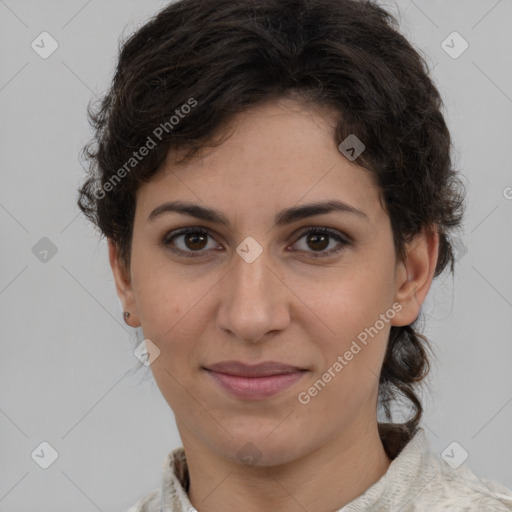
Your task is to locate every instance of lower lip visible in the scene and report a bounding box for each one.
[205,369,306,399]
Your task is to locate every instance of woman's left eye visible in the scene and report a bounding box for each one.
[291,227,351,256]
[161,227,351,258]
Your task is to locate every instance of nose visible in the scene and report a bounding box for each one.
[216,246,291,343]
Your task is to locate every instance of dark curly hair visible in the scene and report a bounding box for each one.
[77,0,466,458]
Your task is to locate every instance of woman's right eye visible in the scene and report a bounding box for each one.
[161,227,218,258]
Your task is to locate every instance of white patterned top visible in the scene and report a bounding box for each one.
[126,427,512,512]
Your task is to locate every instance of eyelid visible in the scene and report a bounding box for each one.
[294,225,353,244]
[160,226,219,258]
[290,227,351,257]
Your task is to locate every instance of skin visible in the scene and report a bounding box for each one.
[109,97,439,512]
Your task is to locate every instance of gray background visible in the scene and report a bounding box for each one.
[1,0,511,511]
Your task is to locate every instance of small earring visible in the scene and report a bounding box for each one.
[123,311,130,320]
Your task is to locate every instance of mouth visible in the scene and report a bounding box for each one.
[202,360,308,400]
[203,360,307,377]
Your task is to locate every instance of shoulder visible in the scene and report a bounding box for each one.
[354,426,512,512]
[124,446,191,512]
[406,446,512,511]
[428,454,512,511]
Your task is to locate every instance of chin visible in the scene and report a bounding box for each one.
[213,433,305,468]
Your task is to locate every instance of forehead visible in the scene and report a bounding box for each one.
[135,99,383,226]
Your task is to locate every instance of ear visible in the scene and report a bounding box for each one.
[108,239,140,327]
[391,227,439,327]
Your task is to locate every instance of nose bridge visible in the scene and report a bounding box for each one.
[232,245,272,297]
[230,244,277,311]
[230,233,274,295]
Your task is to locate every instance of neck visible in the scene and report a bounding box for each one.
[181,419,393,512]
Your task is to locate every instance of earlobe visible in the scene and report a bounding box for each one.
[391,227,439,327]
[108,239,140,327]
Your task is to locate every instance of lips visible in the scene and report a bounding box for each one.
[203,360,308,399]
[204,360,306,377]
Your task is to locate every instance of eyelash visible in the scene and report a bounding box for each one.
[161,226,351,259]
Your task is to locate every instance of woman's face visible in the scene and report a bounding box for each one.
[110,98,434,466]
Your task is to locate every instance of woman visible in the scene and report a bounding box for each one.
[77,0,512,510]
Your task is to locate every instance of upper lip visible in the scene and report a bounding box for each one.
[204,360,306,377]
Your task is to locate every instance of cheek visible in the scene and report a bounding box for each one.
[132,263,215,379]
[299,268,393,338]
[131,246,190,333]
[297,267,394,394]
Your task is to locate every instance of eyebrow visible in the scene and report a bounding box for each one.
[147,199,369,226]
